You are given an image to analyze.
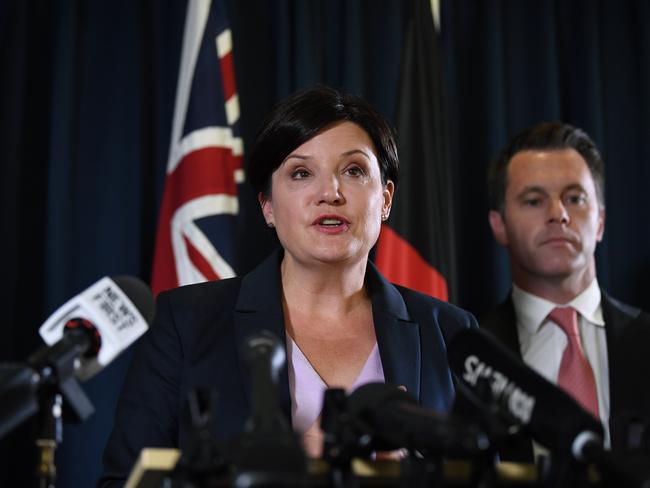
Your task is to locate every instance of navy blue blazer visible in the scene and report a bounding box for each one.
[481,292,650,460]
[99,250,477,486]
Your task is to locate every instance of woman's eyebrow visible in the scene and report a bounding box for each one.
[283,153,311,162]
[341,149,371,160]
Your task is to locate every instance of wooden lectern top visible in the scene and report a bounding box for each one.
[125,447,543,487]
[125,448,180,488]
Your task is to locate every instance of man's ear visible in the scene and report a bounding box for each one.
[258,192,274,227]
[488,210,508,246]
[596,206,605,242]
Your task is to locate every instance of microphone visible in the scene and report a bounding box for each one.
[231,331,307,487]
[37,275,154,380]
[447,328,602,456]
[448,328,650,486]
[346,382,490,457]
[240,330,290,433]
[0,276,154,438]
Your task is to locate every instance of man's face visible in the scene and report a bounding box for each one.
[489,148,605,287]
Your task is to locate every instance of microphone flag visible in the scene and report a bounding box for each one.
[38,276,153,380]
[151,0,244,295]
[375,0,455,301]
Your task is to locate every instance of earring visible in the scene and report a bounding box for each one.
[381,214,388,221]
[267,222,275,228]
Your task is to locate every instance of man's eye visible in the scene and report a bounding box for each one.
[291,169,310,179]
[523,198,541,207]
[566,193,587,205]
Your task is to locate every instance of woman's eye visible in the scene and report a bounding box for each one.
[345,166,365,177]
[291,169,310,179]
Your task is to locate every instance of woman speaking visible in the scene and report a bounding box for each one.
[100,86,477,486]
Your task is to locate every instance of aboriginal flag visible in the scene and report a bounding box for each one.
[375,0,456,301]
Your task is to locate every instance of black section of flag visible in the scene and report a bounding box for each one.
[389,0,456,300]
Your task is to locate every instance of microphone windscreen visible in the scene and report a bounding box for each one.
[112,275,155,325]
[347,382,416,413]
[345,382,489,456]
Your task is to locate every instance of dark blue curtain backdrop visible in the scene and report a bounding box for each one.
[1,0,648,486]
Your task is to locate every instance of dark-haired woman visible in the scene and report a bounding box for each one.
[99,86,477,486]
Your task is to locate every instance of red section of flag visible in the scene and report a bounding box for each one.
[220,51,236,101]
[151,146,241,294]
[151,183,178,293]
[375,224,448,301]
[184,235,221,281]
[166,147,240,204]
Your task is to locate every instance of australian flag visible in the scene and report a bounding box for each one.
[152,0,243,295]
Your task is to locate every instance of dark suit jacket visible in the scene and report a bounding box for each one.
[99,250,477,486]
[481,291,650,460]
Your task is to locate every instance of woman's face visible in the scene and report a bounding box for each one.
[260,121,394,268]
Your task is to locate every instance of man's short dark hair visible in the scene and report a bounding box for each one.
[488,121,605,212]
[248,85,399,197]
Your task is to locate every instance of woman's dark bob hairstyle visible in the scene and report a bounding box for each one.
[248,85,399,196]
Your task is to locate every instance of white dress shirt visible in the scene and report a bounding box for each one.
[511,279,610,445]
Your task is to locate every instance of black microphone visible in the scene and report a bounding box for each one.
[346,382,490,457]
[448,328,650,487]
[231,331,307,487]
[448,328,602,455]
[240,330,290,434]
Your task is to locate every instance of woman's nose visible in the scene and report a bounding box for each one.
[318,174,344,204]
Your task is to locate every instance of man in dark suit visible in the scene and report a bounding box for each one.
[482,122,650,459]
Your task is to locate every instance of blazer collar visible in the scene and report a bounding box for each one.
[233,249,291,419]
[365,259,421,401]
[483,295,521,358]
[601,291,640,340]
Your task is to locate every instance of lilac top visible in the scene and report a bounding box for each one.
[287,336,385,434]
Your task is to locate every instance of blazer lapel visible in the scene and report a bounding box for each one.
[602,292,637,414]
[366,261,421,401]
[480,295,522,359]
[232,249,292,421]
[601,292,648,449]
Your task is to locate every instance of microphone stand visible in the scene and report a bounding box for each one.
[36,392,62,488]
[230,331,308,488]
[399,452,444,488]
[540,450,591,488]
[170,389,228,488]
[0,330,96,488]
[321,388,362,488]
[30,329,95,488]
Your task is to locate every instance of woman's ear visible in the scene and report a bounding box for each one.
[258,192,274,227]
[381,180,395,220]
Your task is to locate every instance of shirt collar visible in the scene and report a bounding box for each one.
[512,278,604,334]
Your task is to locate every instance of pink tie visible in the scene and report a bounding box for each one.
[548,307,600,419]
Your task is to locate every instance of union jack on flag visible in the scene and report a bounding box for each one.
[151,0,243,295]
